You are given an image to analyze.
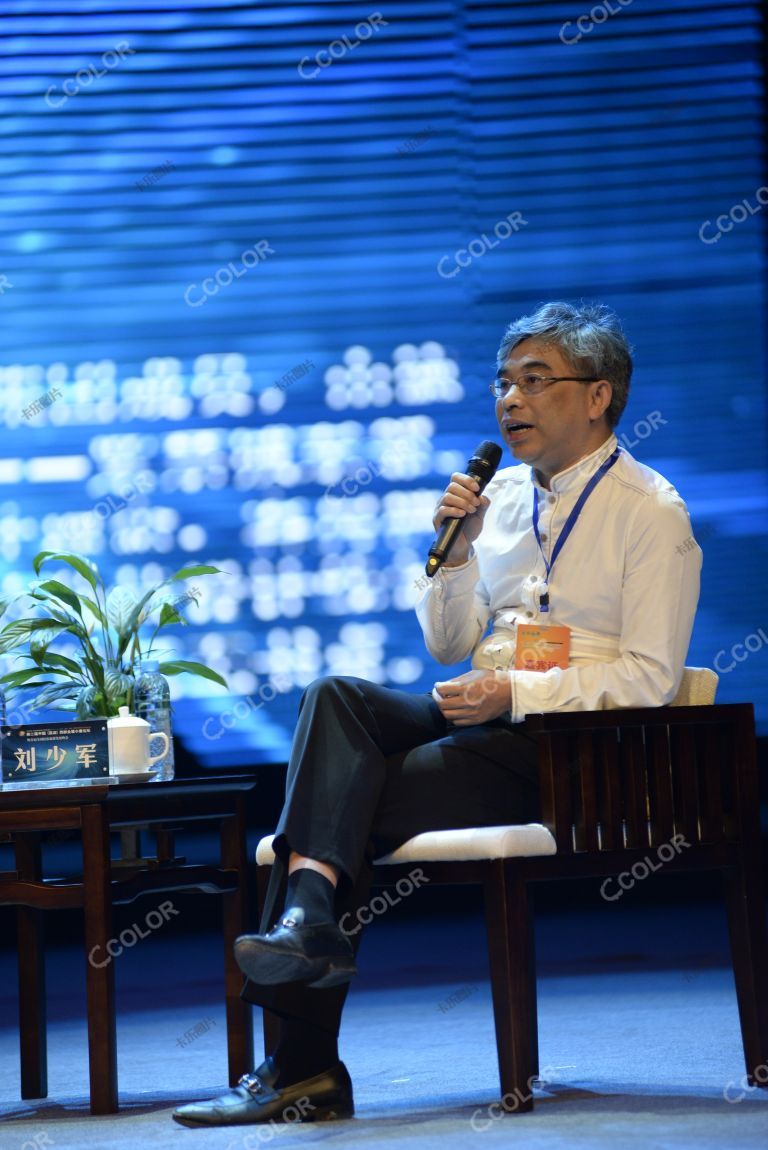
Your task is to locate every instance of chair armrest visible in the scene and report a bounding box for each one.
[522,702,746,735]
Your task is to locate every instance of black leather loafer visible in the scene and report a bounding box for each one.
[234,908,357,989]
[172,1056,354,1127]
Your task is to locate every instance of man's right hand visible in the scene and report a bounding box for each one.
[432,472,491,567]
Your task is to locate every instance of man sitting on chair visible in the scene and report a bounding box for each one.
[173,300,701,1128]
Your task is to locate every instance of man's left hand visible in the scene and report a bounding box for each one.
[432,669,511,726]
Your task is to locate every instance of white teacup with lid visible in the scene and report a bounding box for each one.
[108,706,170,775]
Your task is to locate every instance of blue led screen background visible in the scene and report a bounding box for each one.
[1,0,766,766]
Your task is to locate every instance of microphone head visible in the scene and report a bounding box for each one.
[424,438,504,578]
[468,440,503,480]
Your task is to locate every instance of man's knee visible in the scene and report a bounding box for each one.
[300,674,362,708]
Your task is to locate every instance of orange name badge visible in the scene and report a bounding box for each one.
[514,623,570,672]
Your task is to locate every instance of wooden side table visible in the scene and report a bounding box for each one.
[0,776,257,1114]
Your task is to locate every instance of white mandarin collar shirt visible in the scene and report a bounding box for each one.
[416,433,701,722]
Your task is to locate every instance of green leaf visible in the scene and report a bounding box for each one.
[158,603,186,628]
[36,651,85,677]
[81,650,106,691]
[1,617,70,634]
[44,606,86,633]
[117,567,221,656]
[119,584,166,652]
[32,551,56,575]
[0,591,28,621]
[30,653,86,676]
[0,619,73,655]
[75,686,99,718]
[159,660,228,689]
[176,586,201,608]
[13,681,58,695]
[105,668,134,697]
[33,551,99,593]
[36,580,84,617]
[80,596,109,628]
[169,565,223,581]
[106,586,137,634]
[29,642,51,668]
[28,683,81,710]
[0,667,58,688]
[29,627,72,665]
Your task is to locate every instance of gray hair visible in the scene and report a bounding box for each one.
[496,301,632,428]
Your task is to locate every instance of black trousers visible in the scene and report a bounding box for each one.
[243,675,540,1035]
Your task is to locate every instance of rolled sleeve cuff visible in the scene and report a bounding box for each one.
[509,667,557,724]
[432,551,479,598]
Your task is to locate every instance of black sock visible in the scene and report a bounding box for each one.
[272,1017,339,1087]
[283,866,336,925]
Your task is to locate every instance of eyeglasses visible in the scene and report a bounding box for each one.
[489,373,600,399]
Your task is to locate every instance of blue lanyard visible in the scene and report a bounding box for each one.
[532,446,620,613]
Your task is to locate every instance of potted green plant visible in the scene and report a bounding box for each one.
[0,551,227,719]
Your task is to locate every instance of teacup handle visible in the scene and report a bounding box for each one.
[148,731,170,767]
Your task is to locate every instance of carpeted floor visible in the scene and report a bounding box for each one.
[1,906,767,1149]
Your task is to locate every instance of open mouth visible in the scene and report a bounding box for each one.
[505,422,533,435]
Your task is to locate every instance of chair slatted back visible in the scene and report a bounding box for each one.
[524,703,756,856]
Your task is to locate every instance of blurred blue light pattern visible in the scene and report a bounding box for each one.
[0,1,766,765]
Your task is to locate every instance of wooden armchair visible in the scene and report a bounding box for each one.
[256,669,768,1112]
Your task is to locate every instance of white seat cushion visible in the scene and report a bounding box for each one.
[256,834,279,866]
[669,666,718,706]
[255,823,557,867]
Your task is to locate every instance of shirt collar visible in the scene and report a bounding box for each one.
[532,433,619,496]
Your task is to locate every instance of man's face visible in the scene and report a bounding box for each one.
[495,338,612,482]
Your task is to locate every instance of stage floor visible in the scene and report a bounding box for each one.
[1,905,766,1149]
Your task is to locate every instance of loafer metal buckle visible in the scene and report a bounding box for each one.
[238,1072,266,1097]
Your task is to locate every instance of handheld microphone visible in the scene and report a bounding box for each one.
[425,440,503,577]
